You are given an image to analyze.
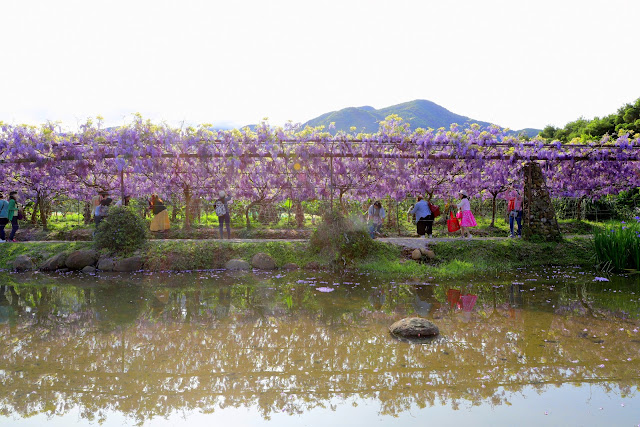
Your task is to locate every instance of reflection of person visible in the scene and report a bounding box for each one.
[408,196,434,238]
[456,190,477,239]
[507,189,523,238]
[368,288,386,310]
[367,201,386,238]
[149,194,170,232]
[413,285,441,316]
[215,191,232,239]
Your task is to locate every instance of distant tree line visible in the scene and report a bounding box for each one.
[540,98,640,142]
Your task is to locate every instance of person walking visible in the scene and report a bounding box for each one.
[367,201,386,238]
[93,191,108,227]
[149,194,170,232]
[7,192,20,242]
[456,190,477,238]
[0,193,9,243]
[215,190,232,239]
[408,195,434,238]
[507,189,523,238]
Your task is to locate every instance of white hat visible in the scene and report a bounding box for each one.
[459,190,468,197]
[218,190,226,197]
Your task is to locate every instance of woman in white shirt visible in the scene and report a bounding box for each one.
[456,190,477,239]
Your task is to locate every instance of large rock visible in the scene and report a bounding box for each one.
[13,255,35,272]
[411,249,422,260]
[81,266,97,274]
[97,257,116,272]
[40,252,68,271]
[114,256,144,272]
[251,252,276,270]
[389,317,439,339]
[282,262,299,270]
[225,259,250,271]
[65,250,99,270]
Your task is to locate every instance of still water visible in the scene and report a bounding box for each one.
[0,268,639,426]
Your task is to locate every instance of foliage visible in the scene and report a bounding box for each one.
[540,98,640,142]
[94,206,149,254]
[309,211,376,265]
[593,218,640,272]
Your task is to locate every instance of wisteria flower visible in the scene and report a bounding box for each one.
[593,277,609,282]
[316,287,335,293]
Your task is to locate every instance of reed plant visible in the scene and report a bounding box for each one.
[593,217,640,271]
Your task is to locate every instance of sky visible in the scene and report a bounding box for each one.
[1,0,639,132]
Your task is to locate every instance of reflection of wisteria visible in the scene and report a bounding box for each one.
[0,270,639,424]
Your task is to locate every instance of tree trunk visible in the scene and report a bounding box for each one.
[490,192,497,227]
[31,194,40,224]
[184,187,192,230]
[38,194,49,231]
[245,201,257,228]
[295,200,304,228]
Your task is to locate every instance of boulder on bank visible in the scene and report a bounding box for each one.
[97,257,116,272]
[282,262,299,270]
[65,250,99,270]
[13,255,35,272]
[411,249,422,260]
[40,252,68,271]
[251,252,276,270]
[81,266,97,274]
[114,256,144,272]
[389,317,439,339]
[304,261,321,270]
[225,259,250,271]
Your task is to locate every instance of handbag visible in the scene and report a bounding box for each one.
[447,211,460,232]
[428,201,441,218]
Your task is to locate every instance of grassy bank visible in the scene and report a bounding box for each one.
[0,237,595,279]
[358,238,594,279]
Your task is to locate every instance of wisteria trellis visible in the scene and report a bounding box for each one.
[1,115,639,225]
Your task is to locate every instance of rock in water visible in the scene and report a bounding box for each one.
[65,250,99,270]
[13,255,35,272]
[251,252,276,270]
[225,259,251,271]
[389,317,439,338]
[40,252,68,271]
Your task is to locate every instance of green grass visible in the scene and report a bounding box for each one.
[355,238,594,280]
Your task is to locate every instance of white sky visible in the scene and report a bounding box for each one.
[1,0,639,131]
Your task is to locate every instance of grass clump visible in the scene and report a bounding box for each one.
[95,207,149,255]
[593,218,640,271]
[309,211,376,265]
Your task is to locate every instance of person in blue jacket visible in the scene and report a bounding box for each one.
[408,195,433,238]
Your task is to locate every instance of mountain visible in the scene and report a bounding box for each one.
[302,99,540,138]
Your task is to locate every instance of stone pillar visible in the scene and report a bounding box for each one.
[522,161,562,241]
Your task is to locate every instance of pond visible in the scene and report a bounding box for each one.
[0,268,639,426]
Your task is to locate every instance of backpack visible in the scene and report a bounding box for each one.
[428,201,441,218]
[215,199,227,216]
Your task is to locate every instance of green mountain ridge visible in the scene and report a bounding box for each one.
[302,99,540,137]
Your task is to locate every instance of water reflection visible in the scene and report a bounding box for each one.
[0,269,639,425]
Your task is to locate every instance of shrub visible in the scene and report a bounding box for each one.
[309,211,375,265]
[94,206,149,254]
[593,218,640,271]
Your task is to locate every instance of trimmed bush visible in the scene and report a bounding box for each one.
[94,206,149,254]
